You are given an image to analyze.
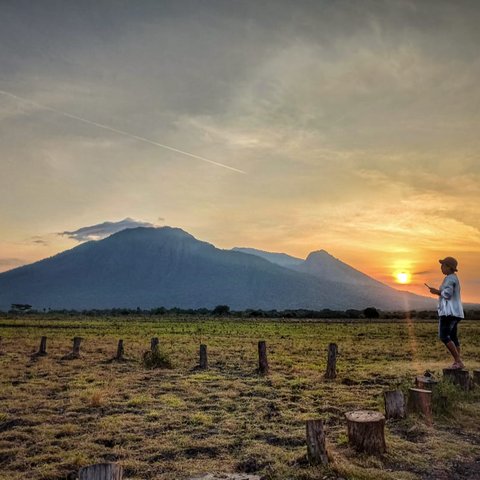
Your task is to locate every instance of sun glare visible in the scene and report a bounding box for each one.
[395,272,411,284]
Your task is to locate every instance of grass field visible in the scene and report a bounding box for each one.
[0,315,479,480]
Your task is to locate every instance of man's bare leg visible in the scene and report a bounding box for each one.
[446,341,464,368]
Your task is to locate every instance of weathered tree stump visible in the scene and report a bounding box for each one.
[258,340,269,375]
[115,340,124,361]
[415,375,438,391]
[62,337,83,360]
[151,337,159,352]
[306,419,329,465]
[443,368,470,391]
[37,336,48,356]
[383,390,406,419]
[72,336,82,356]
[407,388,432,421]
[78,463,123,480]
[199,344,208,369]
[345,410,386,454]
[324,343,338,379]
[473,370,480,388]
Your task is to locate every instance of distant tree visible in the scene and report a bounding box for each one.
[212,305,230,316]
[363,307,380,319]
[345,309,361,319]
[10,304,32,313]
[152,307,167,315]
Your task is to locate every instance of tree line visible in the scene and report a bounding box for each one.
[3,303,480,319]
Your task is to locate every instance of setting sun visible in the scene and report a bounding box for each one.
[395,272,411,284]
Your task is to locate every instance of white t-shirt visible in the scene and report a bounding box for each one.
[438,273,464,318]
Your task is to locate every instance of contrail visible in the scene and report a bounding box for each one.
[0,89,246,174]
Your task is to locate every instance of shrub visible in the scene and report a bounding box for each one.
[213,304,230,316]
[142,348,172,369]
[432,379,464,416]
[363,307,380,319]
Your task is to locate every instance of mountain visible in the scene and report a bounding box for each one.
[232,246,433,311]
[232,247,303,268]
[0,226,436,311]
[239,247,387,287]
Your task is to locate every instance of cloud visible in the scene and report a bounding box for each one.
[30,236,49,246]
[60,217,156,242]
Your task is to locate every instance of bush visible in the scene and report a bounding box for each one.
[212,305,230,316]
[142,348,172,369]
[432,379,464,416]
[363,307,380,319]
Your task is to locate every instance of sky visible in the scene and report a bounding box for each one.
[1,0,479,303]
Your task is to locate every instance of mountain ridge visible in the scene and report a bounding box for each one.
[0,226,436,311]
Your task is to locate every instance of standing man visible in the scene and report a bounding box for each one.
[425,257,465,369]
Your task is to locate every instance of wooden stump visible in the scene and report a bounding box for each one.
[73,337,82,356]
[407,388,432,421]
[37,336,47,356]
[115,340,124,361]
[345,410,386,454]
[384,390,406,419]
[199,344,208,369]
[151,337,159,352]
[324,343,338,379]
[258,340,269,375]
[443,368,470,391]
[79,463,123,480]
[415,375,438,391]
[306,419,329,465]
[62,337,83,359]
[473,370,480,388]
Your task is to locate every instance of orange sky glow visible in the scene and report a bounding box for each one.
[1,1,479,305]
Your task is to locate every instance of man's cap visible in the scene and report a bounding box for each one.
[439,256,458,272]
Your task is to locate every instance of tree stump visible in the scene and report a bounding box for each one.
[407,388,432,422]
[258,340,269,375]
[37,336,48,356]
[78,463,123,480]
[199,344,208,369]
[151,337,159,352]
[443,368,470,391]
[62,337,83,360]
[415,375,438,391]
[383,390,406,419]
[324,343,338,379]
[306,419,329,465]
[473,370,480,388]
[345,410,386,454]
[115,340,124,361]
[72,337,82,356]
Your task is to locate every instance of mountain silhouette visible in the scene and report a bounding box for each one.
[0,226,436,311]
[232,247,303,269]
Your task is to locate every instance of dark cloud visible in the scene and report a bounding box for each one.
[30,236,49,246]
[60,217,155,242]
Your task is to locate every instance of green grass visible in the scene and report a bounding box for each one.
[0,315,479,480]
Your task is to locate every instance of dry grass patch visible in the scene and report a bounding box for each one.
[0,315,479,479]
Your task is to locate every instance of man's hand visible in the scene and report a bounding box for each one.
[424,283,440,296]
